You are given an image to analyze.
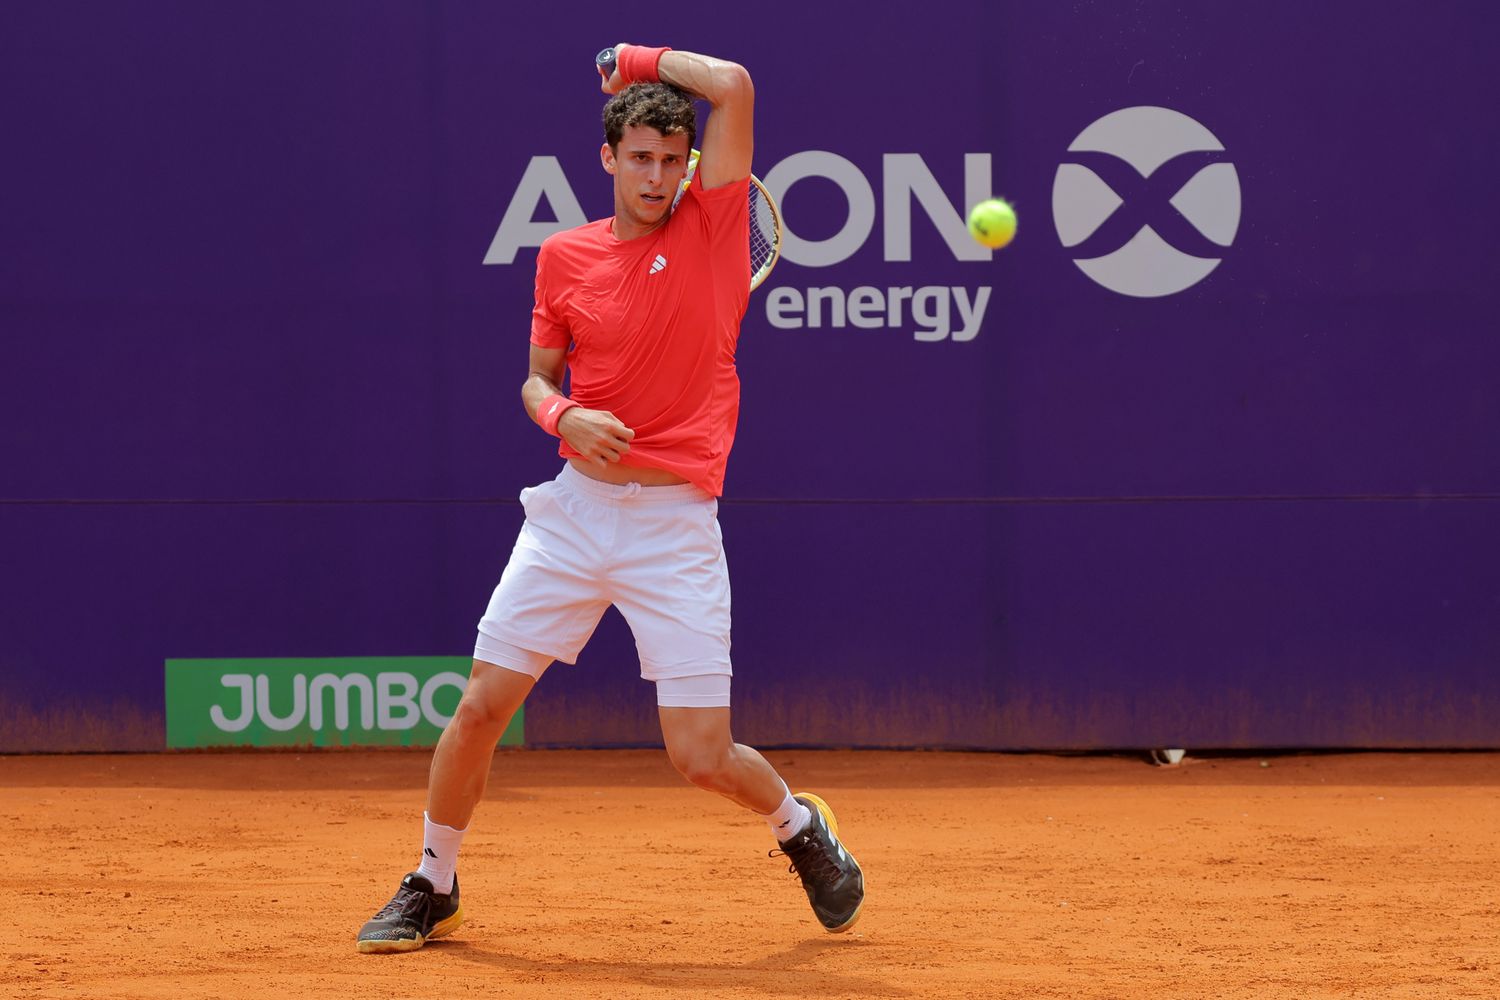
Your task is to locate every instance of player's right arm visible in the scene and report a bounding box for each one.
[656,50,752,191]
[522,346,635,467]
[600,45,752,190]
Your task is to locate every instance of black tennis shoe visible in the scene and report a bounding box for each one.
[773,793,865,932]
[356,872,464,953]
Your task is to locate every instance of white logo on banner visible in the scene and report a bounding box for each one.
[485,153,995,343]
[1052,106,1241,298]
[207,671,468,733]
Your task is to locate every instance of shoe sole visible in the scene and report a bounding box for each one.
[355,904,465,954]
[793,792,865,934]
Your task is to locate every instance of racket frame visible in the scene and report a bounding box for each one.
[673,149,783,291]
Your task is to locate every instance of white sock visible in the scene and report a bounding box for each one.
[763,788,812,843]
[414,812,466,894]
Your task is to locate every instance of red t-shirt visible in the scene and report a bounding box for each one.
[530,176,751,496]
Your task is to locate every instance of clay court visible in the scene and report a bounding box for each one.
[5,749,1497,999]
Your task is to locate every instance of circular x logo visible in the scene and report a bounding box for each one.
[1052,106,1241,298]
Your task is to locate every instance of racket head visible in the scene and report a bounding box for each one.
[673,150,783,292]
[747,175,782,291]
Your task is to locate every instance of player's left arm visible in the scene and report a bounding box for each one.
[604,46,752,190]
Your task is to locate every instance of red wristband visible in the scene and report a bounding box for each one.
[537,394,580,437]
[617,45,671,84]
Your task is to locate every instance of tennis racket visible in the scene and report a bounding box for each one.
[595,48,782,291]
[674,149,782,292]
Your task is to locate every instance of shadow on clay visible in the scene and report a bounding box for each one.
[435,934,906,996]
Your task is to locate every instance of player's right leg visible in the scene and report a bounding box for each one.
[427,657,538,831]
[356,658,536,954]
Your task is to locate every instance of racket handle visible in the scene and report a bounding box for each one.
[595,46,618,82]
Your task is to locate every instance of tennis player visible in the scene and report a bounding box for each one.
[357,43,864,953]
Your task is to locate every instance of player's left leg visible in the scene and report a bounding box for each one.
[612,485,865,931]
[656,702,784,812]
[657,702,865,933]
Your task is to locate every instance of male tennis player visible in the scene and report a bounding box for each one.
[356,43,864,953]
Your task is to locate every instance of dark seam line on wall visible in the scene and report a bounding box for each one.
[727,493,1500,505]
[2,494,1498,507]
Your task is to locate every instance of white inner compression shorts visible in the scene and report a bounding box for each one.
[474,464,733,707]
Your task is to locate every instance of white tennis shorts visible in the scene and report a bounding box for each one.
[474,464,732,707]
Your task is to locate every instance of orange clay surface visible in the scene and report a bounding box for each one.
[3,749,1498,1000]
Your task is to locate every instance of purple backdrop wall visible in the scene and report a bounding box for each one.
[3,1,1498,750]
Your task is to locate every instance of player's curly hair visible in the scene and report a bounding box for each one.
[603,83,696,151]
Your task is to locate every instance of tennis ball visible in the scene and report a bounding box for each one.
[967,198,1017,249]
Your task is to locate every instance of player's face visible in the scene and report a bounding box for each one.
[602,125,692,230]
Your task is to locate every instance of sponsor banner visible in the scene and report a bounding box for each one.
[485,150,1001,343]
[3,3,1496,752]
[164,657,516,749]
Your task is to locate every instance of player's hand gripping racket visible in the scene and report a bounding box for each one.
[595,46,620,83]
[595,46,783,292]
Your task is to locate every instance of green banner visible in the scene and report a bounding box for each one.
[164,657,523,749]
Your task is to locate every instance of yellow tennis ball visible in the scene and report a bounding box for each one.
[967,198,1017,249]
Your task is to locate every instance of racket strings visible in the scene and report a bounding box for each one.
[747,180,781,288]
[675,150,781,289]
